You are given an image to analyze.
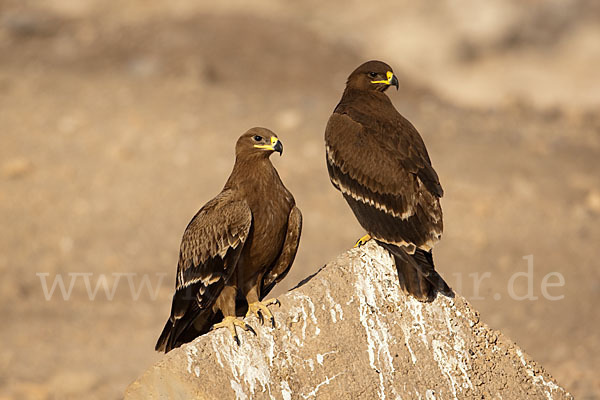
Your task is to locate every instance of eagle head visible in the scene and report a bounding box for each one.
[346,60,399,92]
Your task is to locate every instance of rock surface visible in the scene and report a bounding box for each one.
[125,242,572,399]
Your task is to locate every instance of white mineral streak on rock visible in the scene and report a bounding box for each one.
[230,380,247,400]
[335,303,343,320]
[325,289,344,322]
[441,306,473,391]
[185,345,198,375]
[211,340,224,368]
[425,389,436,400]
[316,350,337,366]
[286,306,304,347]
[211,327,276,398]
[300,373,343,399]
[427,302,474,399]
[355,246,400,400]
[287,292,320,342]
[281,381,292,400]
[516,348,561,400]
[401,325,417,364]
[329,306,337,322]
[405,297,429,347]
[293,293,320,336]
[280,319,300,368]
[432,339,459,399]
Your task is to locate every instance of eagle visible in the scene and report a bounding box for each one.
[156,127,302,352]
[325,60,452,302]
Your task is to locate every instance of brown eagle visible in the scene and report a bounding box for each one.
[156,127,302,352]
[325,60,452,302]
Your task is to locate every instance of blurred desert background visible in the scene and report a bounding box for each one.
[1,0,599,398]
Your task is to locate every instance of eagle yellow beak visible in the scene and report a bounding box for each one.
[371,71,399,89]
[254,136,283,155]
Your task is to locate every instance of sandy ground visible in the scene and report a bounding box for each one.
[1,1,599,399]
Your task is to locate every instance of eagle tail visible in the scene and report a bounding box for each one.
[376,241,453,302]
[155,290,218,353]
[155,319,174,353]
[155,313,195,353]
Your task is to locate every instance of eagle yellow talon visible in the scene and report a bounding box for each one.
[211,316,256,346]
[354,234,372,248]
[246,298,280,328]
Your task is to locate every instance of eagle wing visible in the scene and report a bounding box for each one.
[325,111,443,250]
[157,189,252,352]
[259,205,302,299]
[175,189,252,310]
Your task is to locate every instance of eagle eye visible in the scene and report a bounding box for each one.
[368,72,377,78]
[253,135,263,142]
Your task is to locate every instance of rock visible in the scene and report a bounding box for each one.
[125,241,572,399]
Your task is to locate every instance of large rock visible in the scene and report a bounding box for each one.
[125,242,572,399]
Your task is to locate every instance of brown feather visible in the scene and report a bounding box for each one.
[176,191,251,294]
[156,127,301,352]
[325,112,443,249]
[325,60,450,301]
[260,205,303,299]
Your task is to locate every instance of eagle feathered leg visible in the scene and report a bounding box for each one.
[210,285,256,345]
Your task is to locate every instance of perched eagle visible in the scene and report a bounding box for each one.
[325,60,452,302]
[156,128,302,352]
